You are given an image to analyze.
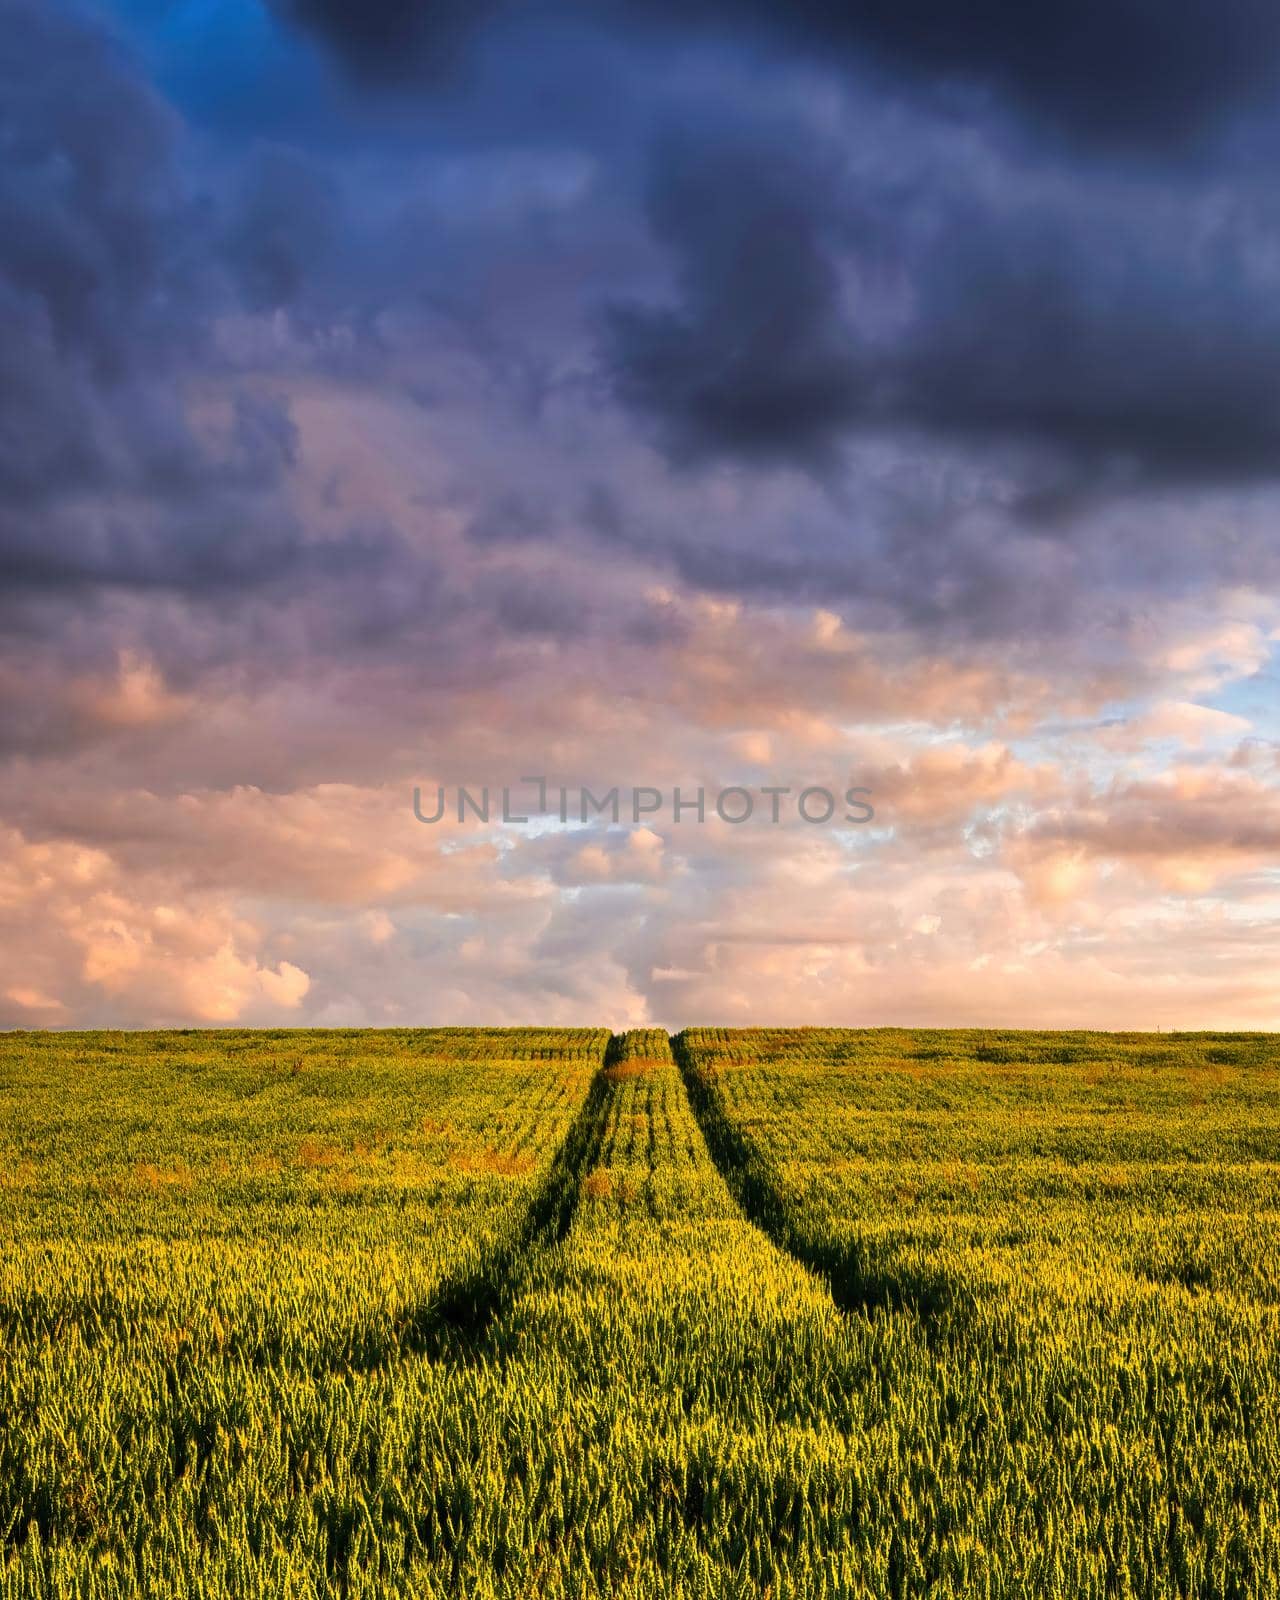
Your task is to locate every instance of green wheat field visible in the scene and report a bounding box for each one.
[2,1027,1279,1598]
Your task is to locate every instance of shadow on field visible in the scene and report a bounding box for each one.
[399,1039,621,1363]
[670,1031,951,1327]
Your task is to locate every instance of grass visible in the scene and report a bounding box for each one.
[2,1026,1279,1595]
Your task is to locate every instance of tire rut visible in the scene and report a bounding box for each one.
[670,1029,948,1325]
[401,1040,620,1361]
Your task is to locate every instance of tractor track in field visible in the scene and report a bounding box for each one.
[416,1026,943,1364]
[404,1037,624,1361]
[670,1030,948,1325]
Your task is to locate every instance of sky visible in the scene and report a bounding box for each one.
[3,0,1280,1031]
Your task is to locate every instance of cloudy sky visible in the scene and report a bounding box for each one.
[4,0,1280,1030]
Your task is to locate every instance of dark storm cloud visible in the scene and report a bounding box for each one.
[224,144,338,310]
[606,114,1280,486]
[0,0,182,509]
[0,390,300,595]
[14,0,1279,663]
[606,120,865,471]
[0,1,220,506]
[269,0,1280,151]
[0,1,604,722]
[896,190,1280,483]
[667,0,1280,151]
[0,2,178,371]
[272,0,502,83]
[0,2,418,629]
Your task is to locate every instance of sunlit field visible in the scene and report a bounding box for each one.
[2,1027,1278,1597]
